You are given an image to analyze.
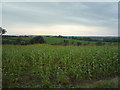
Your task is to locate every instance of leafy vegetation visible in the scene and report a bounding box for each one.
[0,27,7,35]
[2,35,119,46]
[2,44,119,88]
[71,77,118,88]
[30,36,45,44]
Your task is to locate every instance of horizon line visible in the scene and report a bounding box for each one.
[3,34,119,37]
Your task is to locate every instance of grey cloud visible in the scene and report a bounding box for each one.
[2,2,118,30]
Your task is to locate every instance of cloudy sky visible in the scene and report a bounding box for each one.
[2,2,118,36]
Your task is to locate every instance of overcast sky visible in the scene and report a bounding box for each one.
[2,2,118,36]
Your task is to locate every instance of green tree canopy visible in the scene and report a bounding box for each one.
[30,36,45,44]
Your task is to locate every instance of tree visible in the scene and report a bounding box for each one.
[77,42,82,46]
[30,36,45,44]
[63,40,69,45]
[83,37,92,41]
[58,35,63,38]
[96,41,103,46]
[0,27,7,35]
[15,37,22,45]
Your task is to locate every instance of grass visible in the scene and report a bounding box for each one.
[2,44,119,88]
[90,77,118,88]
[43,37,94,44]
[3,36,96,45]
[3,36,118,46]
[71,77,118,88]
[4,37,33,40]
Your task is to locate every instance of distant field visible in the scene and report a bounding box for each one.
[2,36,32,41]
[2,44,119,88]
[3,36,118,45]
[43,37,94,44]
[3,36,96,45]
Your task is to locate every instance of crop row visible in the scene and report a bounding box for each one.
[2,44,119,88]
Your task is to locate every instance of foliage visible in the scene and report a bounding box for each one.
[2,44,119,88]
[30,36,45,44]
[2,36,45,45]
[2,35,119,46]
[0,27,7,34]
[95,41,104,46]
[77,42,82,46]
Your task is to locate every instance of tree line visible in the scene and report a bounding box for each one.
[2,36,45,45]
[54,35,119,42]
[1,27,119,46]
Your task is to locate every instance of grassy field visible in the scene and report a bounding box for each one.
[3,36,96,45]
[2,44,119,88]
[43,37,94,44]
[3,36,119,46]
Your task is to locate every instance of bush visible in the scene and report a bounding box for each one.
[77,42,82,46]
[96,41,103,46]
[63,40,69,45]
[30,36,45,44]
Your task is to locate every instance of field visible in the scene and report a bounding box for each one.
[3,36,96,45]
[3,36,119,46]
[2,44,119,88]
[44,37,94,45]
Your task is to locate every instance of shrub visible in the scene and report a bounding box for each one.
[30,36,45,44]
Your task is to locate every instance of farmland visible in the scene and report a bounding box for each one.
[2,36,95,45]
[2,44,119,88]
[2,35,119,46]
